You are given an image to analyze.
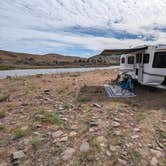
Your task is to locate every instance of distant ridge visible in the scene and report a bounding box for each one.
[0,50,119,70]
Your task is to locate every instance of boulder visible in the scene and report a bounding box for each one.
[150,157,158,166]
[12,151,25,160]
[111,121,120,127]
[80,141,90,152]
[62,148,75,161]
[52,130,63,138]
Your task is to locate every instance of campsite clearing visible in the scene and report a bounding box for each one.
[0,69,165,165]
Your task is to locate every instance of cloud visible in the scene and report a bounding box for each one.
[0,0,166,57]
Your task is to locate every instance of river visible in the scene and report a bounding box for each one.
[0,66,119,79]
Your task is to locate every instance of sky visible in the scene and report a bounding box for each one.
[0,0,166,57]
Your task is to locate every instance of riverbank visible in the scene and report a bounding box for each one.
[0,49,119,71]
[0,64,119,71]
[0,66,119,79]
[0,69,165,165]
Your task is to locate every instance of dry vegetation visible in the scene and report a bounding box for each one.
[0,50,119,70]
[0,69,165,165]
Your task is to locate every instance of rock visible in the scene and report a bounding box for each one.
[36,74,43,77]
[12,151,25,160]
[150,149,163,158]
[160,119,166,123]
[21,126,28,131]
[60,117,68,121]
[114,131,121,136]
[44,89,50,94]
[71,125,78,130]
[138,143,142,148]
[53,139,58,144]
[33,123,42,129]
[80,141,90,152]
[69,131,77,137]
[52,130,63,138]
[125,143,133,148]
[114,118,121,122]
[21,103,28,107]
[89,128,97,132]
[133,128,141,132]
[47,109,53,113]
[97,119,108,128]
[0,139,6,147]
[150,157,158,166]
[58,105,64,110]
[62,148,75,161]
[6,76,12,79]
[24,137,31,145]
[59,136,68,142]
[0,162,7,166]
[131,135,139,139]
[55,142,63,147]
[156,147,163,151]
[35,114,45,120]
[89,121,98,127]
[97,136,107,147]
[109,145,117,152]
[147,144,153,148]
[33,132,41,136]
[92,103,102,108]
[111,121,120,127]
[118,159,127,165]
[106,150,111,157]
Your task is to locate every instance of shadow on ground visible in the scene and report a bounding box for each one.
[78,84,166,110]
[78,85,107,102]
[112,84,166,109]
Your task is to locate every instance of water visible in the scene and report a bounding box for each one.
[0,66,119,79]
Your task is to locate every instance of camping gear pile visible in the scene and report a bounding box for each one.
[104,73,136,98]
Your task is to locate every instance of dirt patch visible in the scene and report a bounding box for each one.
[78,85,107,102]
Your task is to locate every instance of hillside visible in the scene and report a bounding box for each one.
[0,50,85,70]
[89,54,120,66]
[0,50,119,70]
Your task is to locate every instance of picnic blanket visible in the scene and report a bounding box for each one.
[104,84,136,98]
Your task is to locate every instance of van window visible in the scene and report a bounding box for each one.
[153,52,166,68]
[121,57,125,64]
[128,56,134,64]
[143,54,150,63]
[136,53,142,63]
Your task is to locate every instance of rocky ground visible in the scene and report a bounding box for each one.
[0,69,165,166]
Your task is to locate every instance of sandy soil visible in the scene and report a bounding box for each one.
[0,69,165,166]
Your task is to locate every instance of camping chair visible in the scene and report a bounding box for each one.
[119,76,134,94]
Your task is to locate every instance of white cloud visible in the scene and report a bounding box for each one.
[0,0,166,56]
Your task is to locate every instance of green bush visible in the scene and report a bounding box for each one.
[0,112,5,119]
[45,113,64,126]
[0,124,5,130]
[14,129,26,139]
[31,137,43,150]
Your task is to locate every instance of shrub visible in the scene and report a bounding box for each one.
[33,108,45,116]
[63,103,70,110]
[45,113,64,126]
[0,94,9,102]
[14,129,26,139]
[31,137,43,150]
[0,112,5,119]
[33,109,64,126]
[0,124,5,130]
[77,96,90,102]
